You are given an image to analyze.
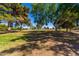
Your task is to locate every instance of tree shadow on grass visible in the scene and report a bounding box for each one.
[0,30,19,34]
[0,31,79,56]
[50,32,79,55]
[0,42,41,56]
[50,43,79,56]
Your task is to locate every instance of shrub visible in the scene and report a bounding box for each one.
[0,24,8,31]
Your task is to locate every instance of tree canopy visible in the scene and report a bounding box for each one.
[31,3,79,31]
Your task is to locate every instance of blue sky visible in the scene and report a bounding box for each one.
[22,3,54,28]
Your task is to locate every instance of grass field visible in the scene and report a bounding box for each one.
[0,31,26,51]
[0,30,79,56]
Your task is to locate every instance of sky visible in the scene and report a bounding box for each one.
[22,3,55,28]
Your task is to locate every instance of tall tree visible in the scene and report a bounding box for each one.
[0,3,30,30]
[31,4,57,29]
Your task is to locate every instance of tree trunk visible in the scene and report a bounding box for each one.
[20,23,22,31]
[66,28,68,32]
[69,28,72,32]
[8,21,12,31]
[55,25,58,31]
[76,20,79,26]
[55,27,58,31]
[59,27,61,31]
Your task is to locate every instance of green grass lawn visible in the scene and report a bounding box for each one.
[0,30,52,52]
[0,32,26,51]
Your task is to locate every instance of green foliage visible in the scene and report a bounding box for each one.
[12,27,20,30]
[0,24,8,31]
[31,3,79,30]
[0,3,31,30]
[31,4,56,29]
[53,4,79,30]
